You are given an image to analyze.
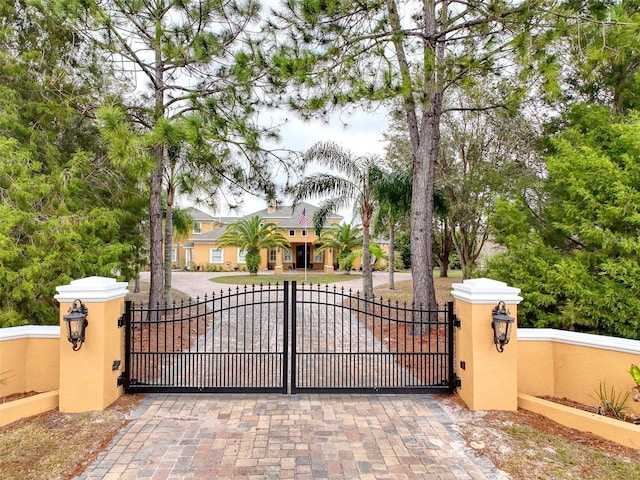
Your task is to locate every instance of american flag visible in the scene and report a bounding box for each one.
[297,207,308,225]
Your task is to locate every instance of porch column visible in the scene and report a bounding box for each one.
[274,247,284,275]
[324,248,335,274]
[55,276,128,413]
[451,278,522,411]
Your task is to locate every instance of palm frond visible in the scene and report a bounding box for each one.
[304,142,365,181]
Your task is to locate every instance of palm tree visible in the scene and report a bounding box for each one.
[292,142,377,297]
[371,167,412,290]
[217,216,290,275]
[314,223,363,273]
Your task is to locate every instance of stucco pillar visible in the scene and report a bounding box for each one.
[451,278,522,411]
[324,248,335,274]
[55,276,128,413]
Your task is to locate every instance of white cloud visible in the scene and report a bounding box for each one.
[271,109,388,158]
[186,108,389,219]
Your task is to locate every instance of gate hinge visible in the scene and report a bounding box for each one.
[117,314,125,328]
[455,376,462,388]
[117,373,125,387]
[453,315,461,328]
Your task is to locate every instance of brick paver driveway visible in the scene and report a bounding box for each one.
[77,393,509,479]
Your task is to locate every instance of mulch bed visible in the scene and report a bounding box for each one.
[0,391,41,404]
[541,395,640,424]
[353,302,451,385]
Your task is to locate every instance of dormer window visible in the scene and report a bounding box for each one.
[193,222,202,234]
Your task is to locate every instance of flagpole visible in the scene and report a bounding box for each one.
[298,207,308,282]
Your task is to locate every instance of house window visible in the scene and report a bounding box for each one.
[269,248,277,262]
[301,229,307,237]
[289,229,295,237]
[237,249,247,263]
[171,248,178,263]
[193,222,202,234]
[209,248,223,263]
[283,250,292,262]
[313,250,323,263]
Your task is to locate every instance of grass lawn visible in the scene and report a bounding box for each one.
[373,275,460,305]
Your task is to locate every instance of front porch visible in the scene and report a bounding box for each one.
[268,243,337,274]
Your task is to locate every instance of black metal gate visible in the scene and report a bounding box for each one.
[291,282,454,393]
[124,281,454,394]
[124,283,288,393]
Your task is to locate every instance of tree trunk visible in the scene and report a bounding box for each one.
[148,163,164,307]
[439,257,450,278]
[362,216,373,299]
[148,22,165,308]
[437,219,453,278]
[410,117,439,314]
[388,222,395,289]
[163,184,174,305]
[388,0,441,329]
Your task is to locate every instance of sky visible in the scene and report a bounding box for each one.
[184,107,390,221]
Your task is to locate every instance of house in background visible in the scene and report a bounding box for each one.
[171,202,343,274]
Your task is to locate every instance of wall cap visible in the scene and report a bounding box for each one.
[518,328,640,355]
[0,325,60,342]
[451,277,523,304]
[55,276,129,303]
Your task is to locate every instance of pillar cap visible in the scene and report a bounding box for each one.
[451,277,522,304]
[55,276,129,303]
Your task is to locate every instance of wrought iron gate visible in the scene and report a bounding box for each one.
[291,282,454,393]
[124,281,454,394]
[124,283,288,393]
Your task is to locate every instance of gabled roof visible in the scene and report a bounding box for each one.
[186,202,343,243]
[191,226,226,243]
[185,207,237,225]
[249,201,342,228]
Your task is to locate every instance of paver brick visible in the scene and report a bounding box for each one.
[76,394,509,480]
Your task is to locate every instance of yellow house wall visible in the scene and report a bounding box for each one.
[185,220,349,272]
[0,327,60,398]
[518,331,640,415]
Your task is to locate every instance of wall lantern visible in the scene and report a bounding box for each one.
[491,301,514,353]
[63,299,88,351]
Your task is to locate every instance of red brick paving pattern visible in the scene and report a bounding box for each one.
[76,394,508,479]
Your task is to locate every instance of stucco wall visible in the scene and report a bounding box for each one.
[0,326,60,397]
[518,329,640,415]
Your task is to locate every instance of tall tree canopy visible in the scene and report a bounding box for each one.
[54,0,294,307]
[0,0,145,326]
[270,0,555,310]
[488,106,640,339]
